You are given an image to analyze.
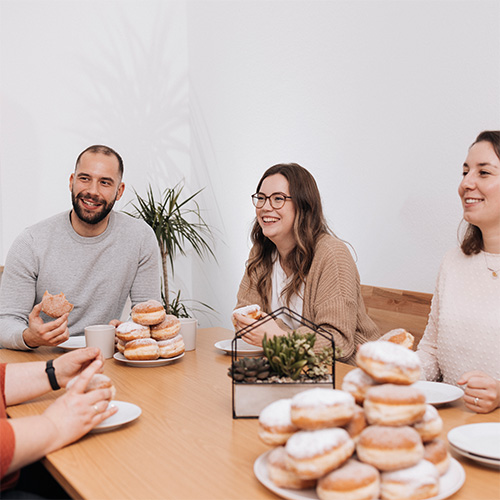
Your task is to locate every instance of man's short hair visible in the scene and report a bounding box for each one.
[75,145,124,178]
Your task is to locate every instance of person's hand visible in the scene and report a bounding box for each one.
[109,319,122,328]
[233,313,285,346]
[52,347,105,388]
[457,370,500,414]
[23,303,70,348]
[42,359,118,451]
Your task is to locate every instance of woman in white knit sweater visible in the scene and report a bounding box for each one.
[417,130,500,414]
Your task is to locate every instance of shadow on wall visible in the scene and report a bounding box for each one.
[62,2,224,326]
[65,2,190,192]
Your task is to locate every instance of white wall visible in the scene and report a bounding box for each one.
[1,0,499,329]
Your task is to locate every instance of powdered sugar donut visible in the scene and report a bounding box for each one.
[131,300,166,326]
[151,315,181,340]
[356,425,424,471]
[285,428,355,479]
[356,341,421,385]
[363,384,426,426]
[157,334,185,358]
[232,304,262,328]
[267,446,316,490]
[116,321,150,342]
[423,439,450,476]
[116,339,126,353]
[124,338,159,360]
[317,459,380,500]
[380,460,439,500]
[413,404,443,442]
[342,404,367,443]
[379,329,415,350]
[67,373,116,400]
[291,388,355,429]
[341,368,378,404]
[258,399,298,446]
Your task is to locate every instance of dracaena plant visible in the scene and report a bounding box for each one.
[124,182,216,315]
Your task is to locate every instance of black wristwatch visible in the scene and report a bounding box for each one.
[45,359,61,390]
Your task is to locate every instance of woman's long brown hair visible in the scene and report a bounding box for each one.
[246,163,332,310]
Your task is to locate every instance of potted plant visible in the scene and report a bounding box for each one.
[228,310,340,418]
[124,182,216,316]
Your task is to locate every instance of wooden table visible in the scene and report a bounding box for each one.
[3,328,500,499]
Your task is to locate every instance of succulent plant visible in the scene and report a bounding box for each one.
[228,357,271,382]
[262,331,334,381]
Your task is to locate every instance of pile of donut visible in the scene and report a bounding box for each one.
[115,300,185,360]
[257,329,449,500]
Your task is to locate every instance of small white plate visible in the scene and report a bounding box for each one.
[449,442,500,468]
[412,381,464,405]
[214,339,264,356]
[113,351,185,367]
[254,451,465,500]
[57,336,86,350]
[448,423,500,461]
[91,401,141,433]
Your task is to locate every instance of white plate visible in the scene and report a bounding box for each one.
[412,381,464,405]
[113,351,185,367]
[449,442,500,468]
[448,423,500,461]
[57,336,86,350]
[91,400,141,433]
[253,451,465,500]
[214,339,264,356]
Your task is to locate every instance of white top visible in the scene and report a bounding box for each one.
[417,247,500,386]
[271,255,304,330]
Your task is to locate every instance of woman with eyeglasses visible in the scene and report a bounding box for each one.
[417,131,500,414]
[233,163,379,364]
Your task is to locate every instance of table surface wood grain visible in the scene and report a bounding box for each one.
[3,327,500,500]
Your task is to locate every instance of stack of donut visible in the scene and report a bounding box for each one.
[258,335,449,500]
[115,300,184,360]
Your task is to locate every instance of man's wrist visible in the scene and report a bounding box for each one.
[22,328,39,349]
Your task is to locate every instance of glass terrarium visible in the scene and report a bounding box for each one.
[230,307,337,418]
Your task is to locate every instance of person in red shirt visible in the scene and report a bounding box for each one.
[1,348,117,493]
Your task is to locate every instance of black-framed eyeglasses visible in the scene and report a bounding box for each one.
[251,192,293,209]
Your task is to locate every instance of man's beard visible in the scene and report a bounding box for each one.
[71,191,117,225]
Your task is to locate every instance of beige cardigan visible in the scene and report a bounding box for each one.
[235,234,379,365]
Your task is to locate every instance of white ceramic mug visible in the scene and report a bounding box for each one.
[179,318,197,351]
[84,324,116,359]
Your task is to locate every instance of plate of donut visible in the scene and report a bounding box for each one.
[412,381,464,406]
[254,451,465,500]
[57,336,86,350]
[91,401,142,433]
[113,352,185,367]
[214,339,264,356]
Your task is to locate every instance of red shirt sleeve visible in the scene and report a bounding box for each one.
[1,363,19,490]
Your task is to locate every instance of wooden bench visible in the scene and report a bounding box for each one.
[361,284,433,350]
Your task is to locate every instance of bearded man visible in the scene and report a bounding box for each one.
[0,145,161,350]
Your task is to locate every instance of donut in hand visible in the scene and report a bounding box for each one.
[41,291,74,318]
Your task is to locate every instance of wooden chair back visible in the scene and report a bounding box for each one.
[361,284,433,350]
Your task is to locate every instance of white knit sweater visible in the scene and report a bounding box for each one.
[417,247,500,386]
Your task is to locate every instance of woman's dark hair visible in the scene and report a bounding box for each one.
[460,131,500,255]
[246,163,332,309]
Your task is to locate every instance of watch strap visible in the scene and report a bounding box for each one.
[45,359,61,390]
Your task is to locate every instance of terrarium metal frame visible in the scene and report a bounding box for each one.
[231,307,337,418]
